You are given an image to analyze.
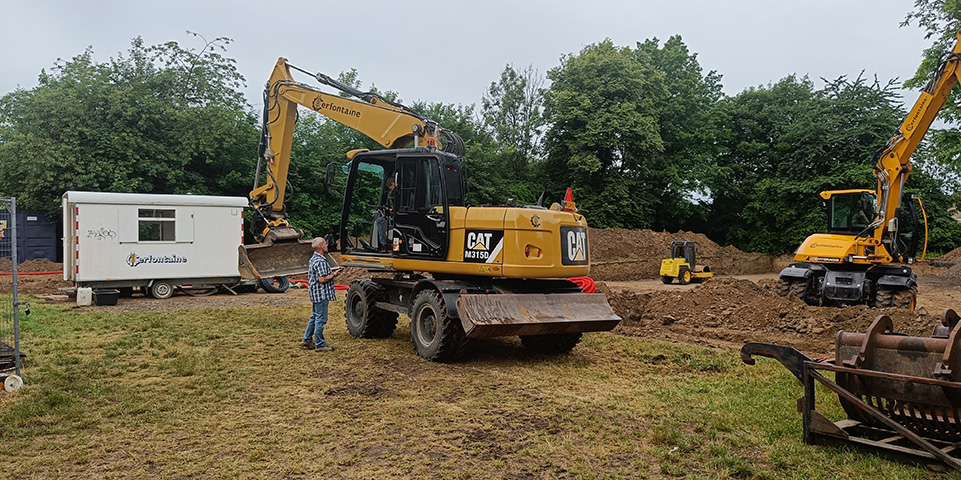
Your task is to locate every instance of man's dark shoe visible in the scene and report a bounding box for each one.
[301,341,314,349]
[315,345,335,352]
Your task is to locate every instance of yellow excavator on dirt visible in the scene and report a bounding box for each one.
[742,33,961,471]
[775,33,961,310]
[239,58,620,361]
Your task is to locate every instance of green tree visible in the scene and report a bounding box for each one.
[0,34,258,214]
[634,36,725,230]
[705,73,961,255]
[541,40,669,228]
[902,1,961,170]
[481,64,545,160]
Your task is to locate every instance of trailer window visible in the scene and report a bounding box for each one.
[139,209,176,241]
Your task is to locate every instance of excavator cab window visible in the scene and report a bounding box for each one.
[827,192,876,235]
[341,159,390,252]
[392,154,452,258]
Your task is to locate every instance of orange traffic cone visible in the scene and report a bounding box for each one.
[563,187,576,212]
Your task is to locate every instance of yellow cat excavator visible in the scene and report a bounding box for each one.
[775,33,961,309]
[239,58,620,361]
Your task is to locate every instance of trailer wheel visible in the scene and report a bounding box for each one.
[258,277,289,294]
[150,281,174,299]
[410,290,465,362]
[520,333,582,354]
[345,280,398,338]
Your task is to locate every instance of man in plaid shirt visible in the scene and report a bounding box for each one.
[302,237,340,352]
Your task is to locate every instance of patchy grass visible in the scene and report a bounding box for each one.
[0,299,955,479]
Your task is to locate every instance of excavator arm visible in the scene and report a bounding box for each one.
[239,58,463,279]
[870,32,961,257]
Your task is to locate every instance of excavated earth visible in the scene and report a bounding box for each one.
[4,229,961,358]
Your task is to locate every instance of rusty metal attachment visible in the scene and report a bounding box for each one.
[454,292,621,338]
[238,239,315,279]
[742,309,961,471]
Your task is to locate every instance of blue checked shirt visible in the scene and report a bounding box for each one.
[308,252,336,303]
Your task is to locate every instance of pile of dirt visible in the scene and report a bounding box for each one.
[939,246,961,261]
[938,262,961,284]
[0,258,64,273]
[589,228,775,281]
[603,277,941,357]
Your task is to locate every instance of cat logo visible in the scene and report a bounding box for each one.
[463,230,504,263]
[560,226,589,265]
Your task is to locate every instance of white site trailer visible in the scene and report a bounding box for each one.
[63,191,247,299]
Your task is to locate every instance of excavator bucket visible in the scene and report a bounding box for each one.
[454,293,621,338]
[238,240,315,279]
[741,309,961,471]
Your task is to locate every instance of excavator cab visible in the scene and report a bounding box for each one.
[823,189,876,235]
[337,148,461,259]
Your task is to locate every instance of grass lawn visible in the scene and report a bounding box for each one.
[0,299,955,479]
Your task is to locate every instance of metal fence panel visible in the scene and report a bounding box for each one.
[0,197,22,379]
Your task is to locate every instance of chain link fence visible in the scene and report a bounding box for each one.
[0,197,23,387]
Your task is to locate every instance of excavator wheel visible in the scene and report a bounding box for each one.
[410,289,466,362]
[677,267,692,285]
[876,286,918,310]
[345,280,398,338]
[777,278,808,302]
[520,333,583,354]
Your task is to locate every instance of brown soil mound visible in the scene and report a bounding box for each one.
[939,246,961,261]
[603,277,940,357]
[589,228,775,281]
[0,258,64,273]
[937,262,961,284]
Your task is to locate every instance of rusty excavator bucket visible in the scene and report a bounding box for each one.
[238,228,316,279]
[742,309,961,471]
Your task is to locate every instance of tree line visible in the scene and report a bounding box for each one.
[2,14,961,256]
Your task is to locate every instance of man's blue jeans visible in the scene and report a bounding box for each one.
[303,300,329,348]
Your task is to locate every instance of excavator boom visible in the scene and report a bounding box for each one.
[239,58,463,279]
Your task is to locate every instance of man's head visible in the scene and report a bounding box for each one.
[386,177,396,190]
[311,237,327,253]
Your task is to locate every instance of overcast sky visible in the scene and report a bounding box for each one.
[1,1,936,111]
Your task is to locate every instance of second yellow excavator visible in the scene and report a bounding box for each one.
[776,33,961,309]
[240,58,621,361]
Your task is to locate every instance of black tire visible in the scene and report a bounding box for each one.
[150,281,174,299]
[776,279,791,297]
[777,278,807,300]
[345,280,398,338]
[520,333,583,354]
[677,266,692,285]
[410,290,466,362]
[660,276,673,285]
[117,287,134,298]
[258,277,290,294]
[876,286,918,310]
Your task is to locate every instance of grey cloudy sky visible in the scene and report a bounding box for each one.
[1,1,935,110]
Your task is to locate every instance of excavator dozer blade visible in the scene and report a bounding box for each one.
[454,293,621,338]
[238,240,315,279]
